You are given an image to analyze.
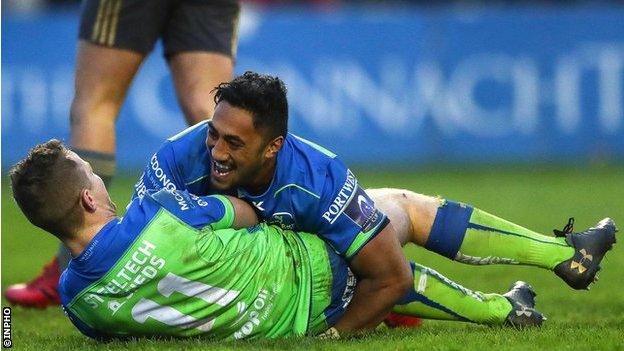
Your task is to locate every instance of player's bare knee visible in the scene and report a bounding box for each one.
[367,188,443,246]
[69,100,89,127]
[70,102,106,128]
[374,189,440,214]
[401,190,442,208]
[70,91,123,127]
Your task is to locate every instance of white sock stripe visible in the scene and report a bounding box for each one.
[417,272,428,293]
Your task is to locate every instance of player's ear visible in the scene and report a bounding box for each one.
[80,188,97,213]
[264,136,284,159]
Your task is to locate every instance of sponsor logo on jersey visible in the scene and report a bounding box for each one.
[172,191,190,211]
[233,289,275,339]
[268,212,295,230]
[134,154,178,200]
[151,189,209,212]
[82,240,166,311]
[134,173,148,200]
[188,193,208,207]
[252,201,265,212]
[322,169,357,224]
[149,154,177,191]
[343,187,383,232]
[357,195,374,218]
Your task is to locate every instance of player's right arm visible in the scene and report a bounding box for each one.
[332,223,412,333]
[307,160,412,334]
[224,195,259,228]
[148,188,258,230]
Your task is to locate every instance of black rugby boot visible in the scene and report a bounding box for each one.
[553,218,617,290]
[503,281,545,327]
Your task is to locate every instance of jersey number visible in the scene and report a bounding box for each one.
[130,272,240,331]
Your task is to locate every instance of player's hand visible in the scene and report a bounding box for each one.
[332,223,413,332]
[316,327,340,339]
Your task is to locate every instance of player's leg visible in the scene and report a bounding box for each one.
[368,188,617,290]
[164,0,239,125]
[70,41,145,185]
[392,262,544,327]
[70,0,170,185]
[4,43,143,308]
[366,189,433,328]
[366,188,441,246]
[169,53,234,124]
[5,0,164,308]
[370,188,571,266]
[67,0,168,276]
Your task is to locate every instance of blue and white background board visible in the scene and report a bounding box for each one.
[3,6,624,168]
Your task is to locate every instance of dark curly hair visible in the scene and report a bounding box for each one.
[213,71,288,141]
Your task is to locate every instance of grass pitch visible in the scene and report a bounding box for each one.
[2,166,624,350]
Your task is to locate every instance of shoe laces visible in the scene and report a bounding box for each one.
[553,217,575,237]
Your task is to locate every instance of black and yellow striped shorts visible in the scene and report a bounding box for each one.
[79,0,240,58]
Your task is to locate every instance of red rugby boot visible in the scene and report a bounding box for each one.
[384,312,423,328]
[5,258,61,308]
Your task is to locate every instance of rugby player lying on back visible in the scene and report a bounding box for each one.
[11,140,546,340]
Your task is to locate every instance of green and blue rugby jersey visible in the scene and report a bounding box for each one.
[133,121,389,260]
[133,121,217,199]
[59,189,354,340]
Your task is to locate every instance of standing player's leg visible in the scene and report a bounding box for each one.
[169,53,234,124]
[164,0,239,124]
[69,0,168,187]
[70,42,145,187]
[5,43,145,309]
[368,188,617,290]
[62,42,146,271]
[5,0,164,308]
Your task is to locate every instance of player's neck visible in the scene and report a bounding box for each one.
[244,158,277,196]
[64,212,117,258]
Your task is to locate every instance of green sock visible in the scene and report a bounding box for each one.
[393,262,512,325]
[456,208,574,270]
